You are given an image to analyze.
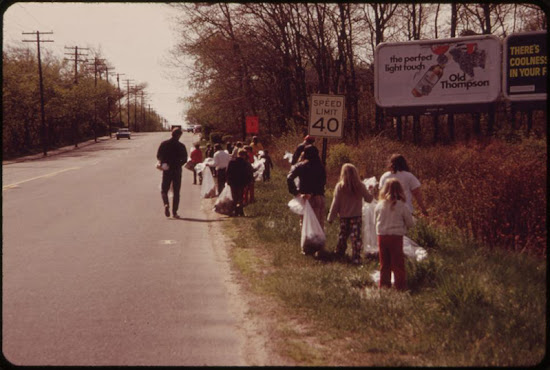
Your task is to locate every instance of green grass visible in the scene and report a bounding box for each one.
[226,168,546,366]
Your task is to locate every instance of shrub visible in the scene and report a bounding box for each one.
[209,131,224,144]
[326,143,355,172]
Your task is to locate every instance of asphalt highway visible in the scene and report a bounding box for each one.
[2,132,248,366]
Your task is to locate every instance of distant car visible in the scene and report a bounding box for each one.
[186,125,194,133]
[193,125,202,134]
[116,128,131,140]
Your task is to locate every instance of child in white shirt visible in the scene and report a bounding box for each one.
[374,178,415,290]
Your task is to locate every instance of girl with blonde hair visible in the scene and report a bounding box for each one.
[374,178,415,290]
[327,163,373,264]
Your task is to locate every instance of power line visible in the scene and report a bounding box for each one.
[64,46,89,84]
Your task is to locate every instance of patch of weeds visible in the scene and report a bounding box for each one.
[281,338,325,366]
[406,256,442,293]
[409,219,441,250]
[435,274,491,328]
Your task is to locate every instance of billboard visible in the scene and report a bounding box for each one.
[503,31,547,101]
[375,35,501,112]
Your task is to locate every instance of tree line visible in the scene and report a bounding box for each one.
[2,46,165,159]
[168,3,547,143]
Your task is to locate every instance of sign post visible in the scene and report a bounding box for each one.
[308,94,345,165]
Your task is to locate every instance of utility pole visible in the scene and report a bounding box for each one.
[23,31,53,156]
[104,65,116,138]
[87,57,106,142]
[64,46,88,84]
[134,87,139,132]
[64,46,88,147]
[141,91,146,132]
[123,79,134,130]
[116,73,125,126]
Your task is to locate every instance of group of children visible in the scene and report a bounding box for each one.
[328,161,416,290]
[191,136,274,217]
[287,139,421,291]
[329,158,419,291]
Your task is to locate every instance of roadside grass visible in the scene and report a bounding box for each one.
[222,169,546,366]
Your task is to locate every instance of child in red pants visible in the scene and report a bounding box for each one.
[374,178,415,290]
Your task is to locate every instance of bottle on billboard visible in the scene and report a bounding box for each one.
[411,54,449,97]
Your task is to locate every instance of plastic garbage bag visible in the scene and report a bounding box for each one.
[403,236,428,261]
[156,161,169,171]
[288,196,306,215]
[363,176,378,189]
[200,166,217,198]
[362,199,378,254]
[252,156,266,181]
[370,271,394,285]
[183,160,195,171]
[283,151,293,163]
[204,157,215,167]
[194,162,207,174]
[214,184,233,215]
[363,234,428,262]
[301,200,326,254]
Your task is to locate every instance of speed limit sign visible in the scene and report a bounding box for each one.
[309,94,345,138]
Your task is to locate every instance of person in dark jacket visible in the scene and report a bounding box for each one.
[291,135,316,165]
[260,150,274,181]
[157,127,188,218]
[287,145,327,257]
[226,149,254,217]
[287,145,327,229]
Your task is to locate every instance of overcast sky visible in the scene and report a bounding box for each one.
[2,2,191,128]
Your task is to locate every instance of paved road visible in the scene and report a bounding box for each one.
[2,132,248,366]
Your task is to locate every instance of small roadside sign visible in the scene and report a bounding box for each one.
[246,116,259,134]
[309,94,345,138]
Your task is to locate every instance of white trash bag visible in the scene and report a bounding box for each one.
[252,156,266,181]
[363,176,378,190]
[156,161,169,171]
[301,200,326,255]
[200,165,217,198]
[403,236,428,262]
[194,162,207,174]
[283,151,293,163]
[370,271,394,285]
[214,185,233,215]
[362,199,378,255]
[288,196,306,215]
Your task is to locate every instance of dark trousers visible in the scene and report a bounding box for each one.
[230,185,245,216]
[217,168,227,194]
[161,168,182,213]
[378,235,407,290]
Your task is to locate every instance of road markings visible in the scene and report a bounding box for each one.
[2,167,80,191]
[160,240,178,245]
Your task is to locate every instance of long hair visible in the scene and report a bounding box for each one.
[337,163,363,196]
[379,178,406,208]
[388,154,409,173]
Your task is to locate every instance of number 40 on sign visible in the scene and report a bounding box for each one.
[309,94,345,138]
